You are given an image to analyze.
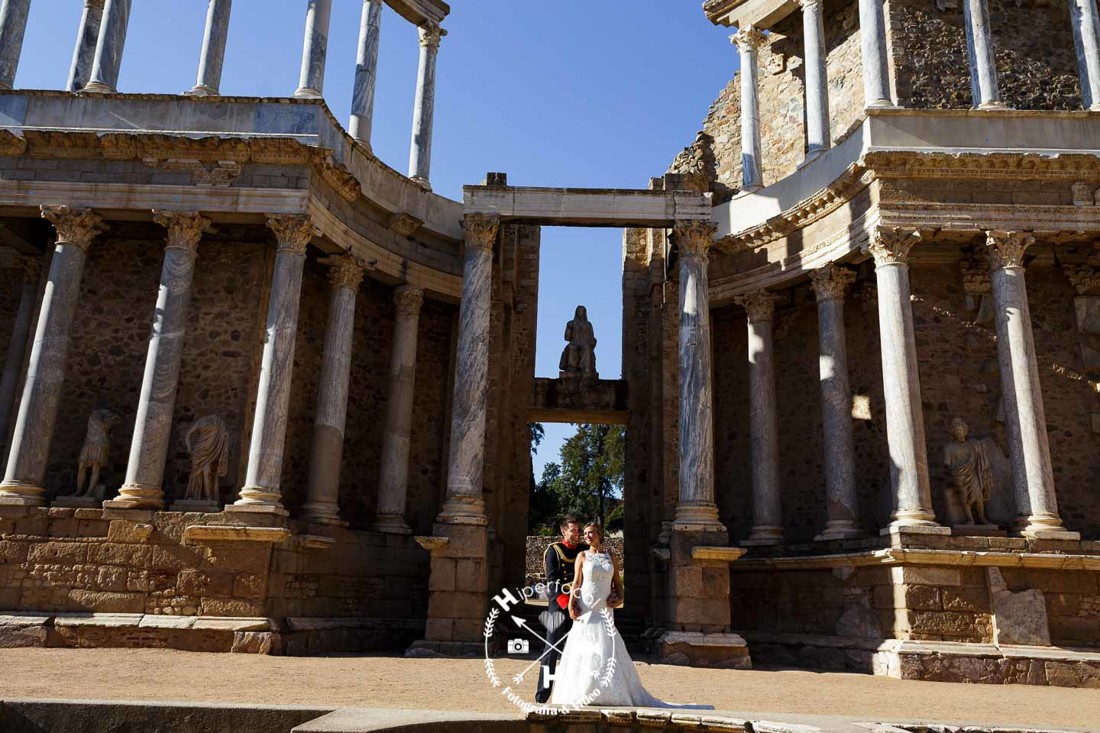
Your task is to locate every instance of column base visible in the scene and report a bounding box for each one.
[656,631,752,669]
[0,481,47,507]
[976,100,1008,110]
[294,87,322,99]
[300,502,345,527]
[226,487,288,517]
[880,522,951,538]
[435,495,487,526]
[373,513,412,534]
[103,485,164,510]
[672,502,726,532]
[186,84,219,96]
[865,99,899,109]
[1015,515,1080,541]
[80,81,113,94]
[742,525,784,546]
[815,521,864,541]
[798,148,828,168]
[170,499,221,513]
[409,176,432,192]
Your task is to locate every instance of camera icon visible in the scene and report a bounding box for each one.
[507,638,529,654]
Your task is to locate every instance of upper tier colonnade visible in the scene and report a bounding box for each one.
[0,0,449,189]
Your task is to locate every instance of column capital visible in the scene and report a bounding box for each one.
[731,25,765,53]
[462,215,500,252]
[19,255,40,283]
[266,214,314,256]
[325,254,366,291]
[418,22,446,49]
[735,290,778,322]
[153,210,212,252]
[866,226,921,267]
[673,220,717,260]
[985,230,1035,269]
[810,265,856,302]
[797,0,824,9]
[394,284,424,316]
[40,205,106,253]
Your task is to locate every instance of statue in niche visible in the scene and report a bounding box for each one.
[943,418,1006,526]
[184,415,230,503]
[559,305,598,379]
[72,410,121,498]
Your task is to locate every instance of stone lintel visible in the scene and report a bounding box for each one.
[730,548,1100,571]
[691,546,748,563]
[181,525,291,544]
[705,0,798,28]
[463,185,712,228]
[385,0,449,26]
[529,377,628,425]
[298,534,336,550]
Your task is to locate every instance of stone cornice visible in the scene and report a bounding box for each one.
[864,150,1100,181]
[729,548,1100,571]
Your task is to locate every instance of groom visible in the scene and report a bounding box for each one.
[534,514,588,704]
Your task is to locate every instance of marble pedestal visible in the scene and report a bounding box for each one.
[407,522,488,656]
[51,495,101,509]
[171,499,220,513]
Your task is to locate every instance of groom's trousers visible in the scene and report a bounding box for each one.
[534,606,573,703]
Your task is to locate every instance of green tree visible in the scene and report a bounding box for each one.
[529,424,625,533]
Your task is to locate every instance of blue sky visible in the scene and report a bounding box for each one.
[14,0,736,476]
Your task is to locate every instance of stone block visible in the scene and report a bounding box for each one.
[0,540,29,563]
[672,565,705,598]
[890,566,962,587]
[942,586,990,613]
[1050,616,1100,643]
[427,590,485,620]
[908,611,987,638]
[27,542,88,564]
[897,584,942,611]
[454,559,485,591]
[206,546,270,573]
[423,617,453,641]
[88,543,150,566]
[451,618,485,642]
[107,521,154,543]
[233,572,267,598]
[670,598,730,626]
[67,590,145,613]
[96,566,129,592]
[990,567,1051,646]
[1074,296,1100,334]
[231,630,279,654]
[200,598,262,617]
[148,545,195,571]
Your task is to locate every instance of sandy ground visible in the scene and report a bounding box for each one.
[0,649,1097,730]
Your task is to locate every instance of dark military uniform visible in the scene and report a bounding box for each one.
[535,540,588,703]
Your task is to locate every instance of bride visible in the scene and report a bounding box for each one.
[549,522,667,707]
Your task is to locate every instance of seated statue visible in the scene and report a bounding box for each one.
[559,305,598,378]
[72,409,120,498]
[943,418,999,526]
[184,415,230,503]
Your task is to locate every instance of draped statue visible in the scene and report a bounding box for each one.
[943,418,1000,526]
[559,305,598,378]
[72,409,121,498]
[184,415,230,503]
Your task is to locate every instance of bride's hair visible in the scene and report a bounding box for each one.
[583,522,604,542]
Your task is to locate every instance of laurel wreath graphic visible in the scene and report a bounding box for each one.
[484,607,502,688]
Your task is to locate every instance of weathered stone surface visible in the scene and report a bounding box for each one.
[989,567,1051,646]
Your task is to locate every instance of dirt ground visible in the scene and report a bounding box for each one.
[0,649,1097,729]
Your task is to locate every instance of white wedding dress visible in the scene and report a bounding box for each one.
[549,550,666,707]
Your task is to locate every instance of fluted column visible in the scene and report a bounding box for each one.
[963,0,1003,108]
[0,0,32,90]
[295,0,331,99]
[82,0,131,93]
[67,0,104,92]
[0,256,40,453]
[811,266,862,540]
[437,215,498,526]
[672,221,724,531]
[738,291,783,544]
[0,207,105,506]
[985,232,1077,539]
[866,227,940,530]
[190,0,232,96]
[349,0,383,147]
[374,285,424,534]
[303,256,365,526]
[107,212,210,510]
[228,215,312,516]
[409,23,444,190]
[858,0,893,107]
[733,26,765,192]
[1071,0,1100,109]
[800,0,831,161]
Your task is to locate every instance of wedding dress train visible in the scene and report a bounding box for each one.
[548,550,666,707]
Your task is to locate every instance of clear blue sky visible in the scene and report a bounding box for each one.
[14,0,736,476]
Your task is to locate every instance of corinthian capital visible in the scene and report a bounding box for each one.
[325,255,366,291]
[40,205,107,253]
[394,285,424,316]
[866,226,921,267]
[153,211,213,253]
[463,215,500,252]
[735,290,778,322]
[673,220,717,261]
[810,265,856,302]
[266,214,314,256]
[985,230,1035,270]
[797,0,823,9]
[418,23,446,49]
[731,25,765,54]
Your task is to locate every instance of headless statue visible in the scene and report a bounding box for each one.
[184,415,230,503]
[73,410,120,497]
[559,305,598,378]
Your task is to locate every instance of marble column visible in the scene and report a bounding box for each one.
[985,232,1077,539]
[374,285,424,534]
[737,290,783,544]
[408,23,444,190]
[107,212,211,510]
[228,215,312,516]
[67,0,104,92]
[349,0,383,147]
[0,256,40,453]
[810,266,862,540]
[963,0,1003,108]
[0,206,105,506]
[858,0,893,107]
[82,0,130,93]
[800,0,831,161]
[672,221,724,531]
[190,0,232,96]
[294,0,331,99]
[436,215,498,526]
[0,0,31,90]
[1070,0,1100,110]
[302,256,365,526]
[866,227,940,530]
[732,26,765,192]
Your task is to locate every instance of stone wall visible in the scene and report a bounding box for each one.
[888,0,1082,109]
